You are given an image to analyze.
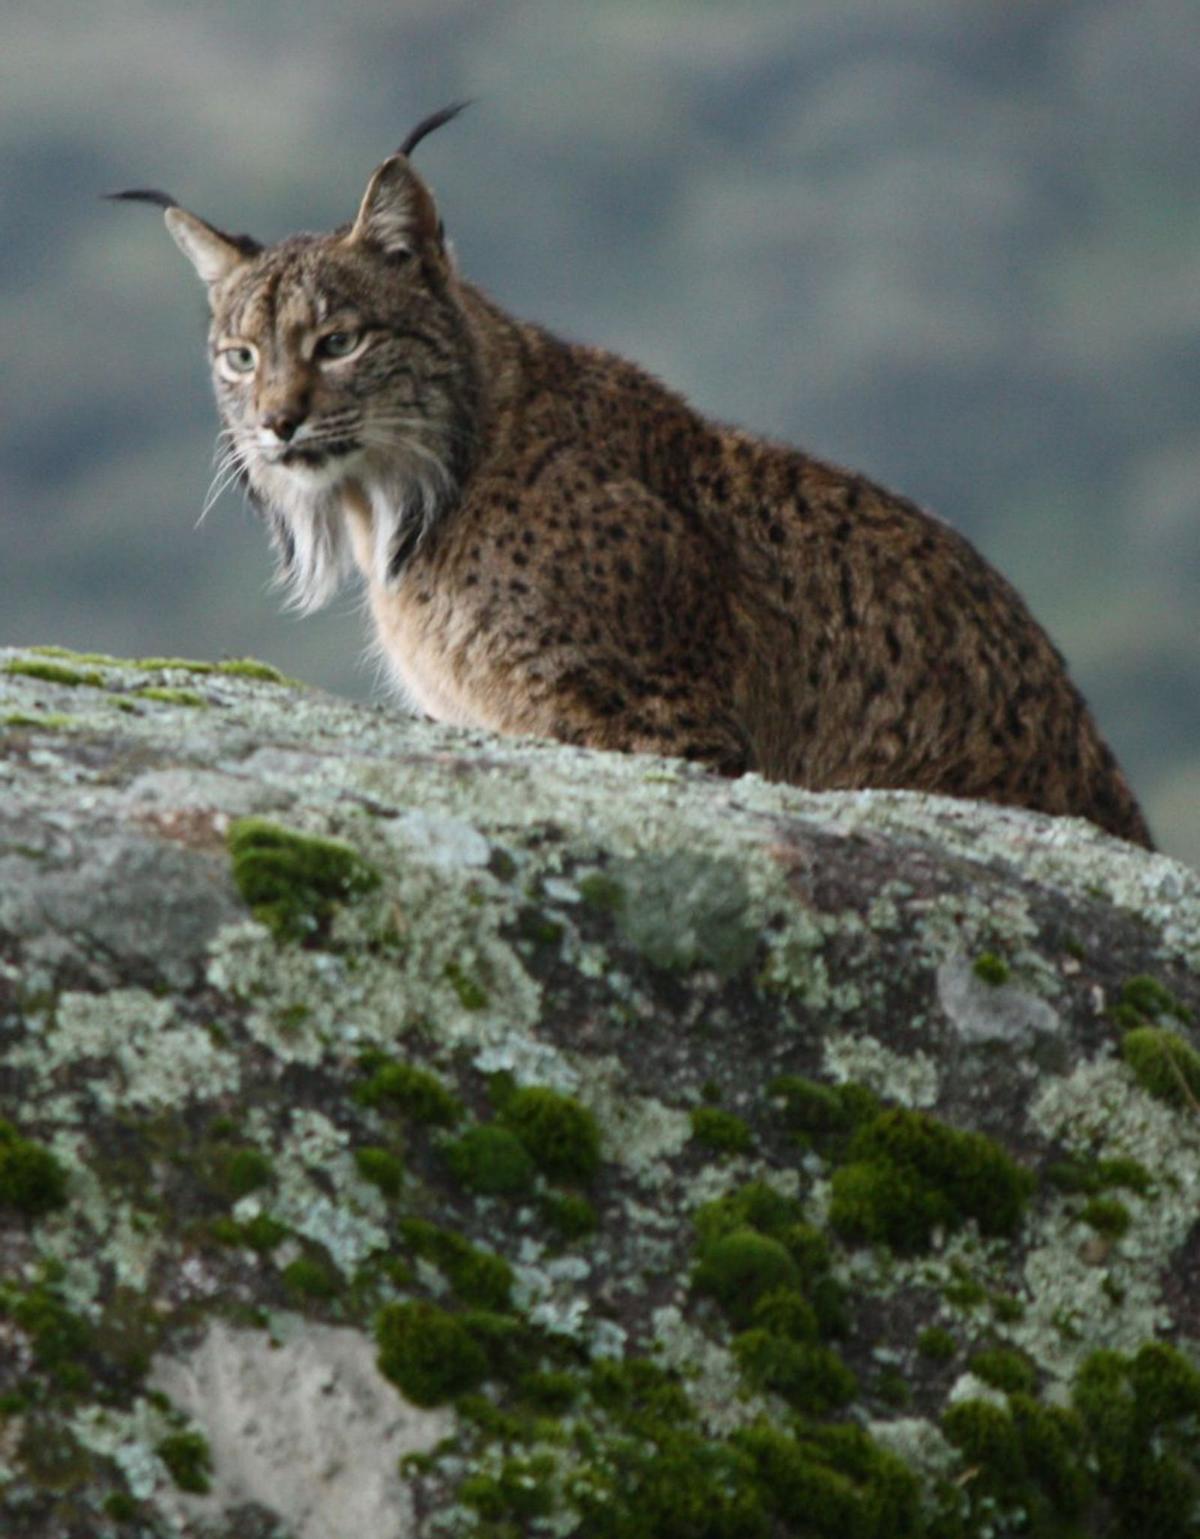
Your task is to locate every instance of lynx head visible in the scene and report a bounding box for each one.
[111,104,479,610]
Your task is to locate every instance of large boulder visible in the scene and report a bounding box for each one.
[2,644,1198,1539]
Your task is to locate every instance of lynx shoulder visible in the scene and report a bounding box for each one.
[112,109,1152,848]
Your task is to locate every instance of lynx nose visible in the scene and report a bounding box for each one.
[261,408,305,443]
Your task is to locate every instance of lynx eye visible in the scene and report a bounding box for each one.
[218,343,258,378]
[316,329,362,360]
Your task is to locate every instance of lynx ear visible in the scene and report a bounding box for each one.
[106,188,256,286]
[163,206,251,285]
[347,156,441,259]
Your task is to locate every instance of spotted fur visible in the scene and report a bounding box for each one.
[125,131,1153,847]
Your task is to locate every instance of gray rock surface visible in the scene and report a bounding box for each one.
[1,645,1198,1538]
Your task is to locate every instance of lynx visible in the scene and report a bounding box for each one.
[112,105,1152,847]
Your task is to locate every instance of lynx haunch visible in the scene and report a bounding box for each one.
[113,106,1152,847]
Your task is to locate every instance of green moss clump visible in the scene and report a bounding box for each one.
[1047,1154,1154,1196]
[1121,1026,1200,1109]
[103,1491,139,1521]
[539,1189,597,1242]
[737,1421,921,1538]
[2,659,105,687]
[1112,975,1192,1028]
[133,656,216,673]
[215,657,287,682]
[578,871,625,912]
[917,1326,957,1362]
[212,1212,288,1252]
[0,1119,69,1216]
[1081,1195,1132,1237]
[1074,1342,1200,1536]
[972,951,1011,986]
[376,1301,488,1406]
[227,817,381,943]
[29,645,123,665]
[355,1055,462,1126]
[694,1229,801,1327]
[132,686,207,707]
[157,1431,212,1494]
[444,959,489,1010]
[218,1145,273,1199]
[968,1346,1038,1395]
[693,1181,847,1336]
[500,1086,601,1184]
[690,1105,754,1156]
[353,1145,404,1197]
[461,1453,558,1523]
[733,1330,856,1412]
[281,1254,339,1301]
[399,1219,514,1310]
[5,1275,93,1393]
[445,1124,535,1196]
[829,1107,1034,1252]
[578,1359,769,1537]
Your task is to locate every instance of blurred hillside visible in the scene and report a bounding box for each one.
[3,0,1197,863]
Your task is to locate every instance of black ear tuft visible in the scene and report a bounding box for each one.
[398,100,472,159]
[103,187,180,210]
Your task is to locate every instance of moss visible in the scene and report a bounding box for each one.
[227,817,381,942]
[917,1325,957,1362]
[578,871,625,912]
[1121,1026,1200,1109]
[1074,1341,1200,1536]
[1080,1194,1132,1237]
[876,1367,911,1407]
[281,1254,340,1301]
[539,1189,597,1241]
[215,657,289,682]
[519,1370,580,1414]
[749,1287,819,1342]
[972,951,1011,986]
[157,1430,212,1495]
[445,1124,535,1196]
[6,1279,93,1393]
[1113,974,1193,1026]
[461,1453,559,1522]
[132,686,207,707]
[28,645,124,665]
[2,659,105,687]
[968,1346,1038,1395]
[444,958,489,1009]
[1047,1153,1154,1195]
[103,1491,140,1521]
[694,1228,801,1327]
[376,1301,488,1406]
[577,1360,770,1537]
[829,1107,1034,1252]
[353,1145,405,1197]
[133,656,216,673]
[355,1054,462,1126]
[400,1219,514,1310]
[0,1118,69,1216]
[213,1212,288,1252]
[499,1086,601,1184]
[690,1105,753,1156]
[733,1330,856,1412]
[217,1145,274,1199]
[3,711,82,729]
[736,1421,921,1538]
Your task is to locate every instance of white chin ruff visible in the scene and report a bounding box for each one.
[263,457,450,613]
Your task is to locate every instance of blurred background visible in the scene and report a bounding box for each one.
[4,0,1197,865]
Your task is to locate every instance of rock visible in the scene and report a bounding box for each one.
[1,645,1198,1538]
